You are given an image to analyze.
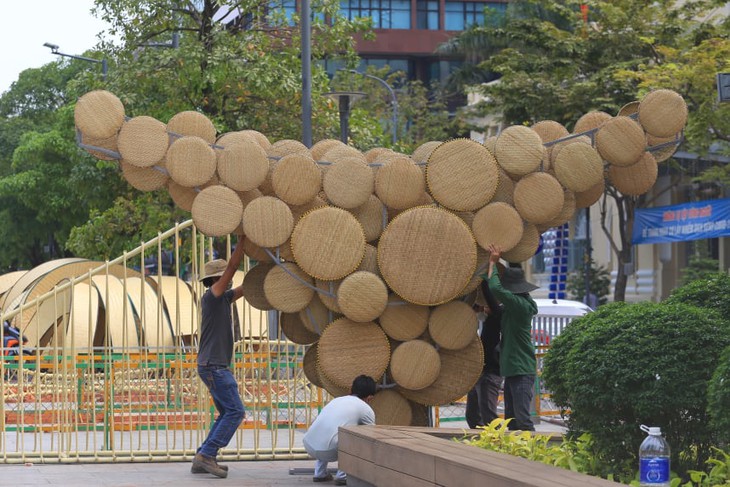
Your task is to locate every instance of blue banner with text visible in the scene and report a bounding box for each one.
[632,198,730,244]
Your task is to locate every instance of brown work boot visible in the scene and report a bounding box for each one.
[191,453,228,478]
[191,459,228,474]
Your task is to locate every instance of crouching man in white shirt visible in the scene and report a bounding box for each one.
[303,375,376,486]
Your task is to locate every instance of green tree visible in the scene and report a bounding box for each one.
[0,63,123,269]
[566,258,611,306]
[439,0,726,301]
[543,301,730,480]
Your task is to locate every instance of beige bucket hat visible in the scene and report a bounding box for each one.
[200,259,227,281]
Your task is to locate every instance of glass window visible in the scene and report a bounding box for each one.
[339,0,411,29]
[444,1,506,30]
[416,0,439,29]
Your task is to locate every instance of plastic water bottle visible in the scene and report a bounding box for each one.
[639,424,670,486]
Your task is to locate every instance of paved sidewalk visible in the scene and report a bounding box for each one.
[8,459,322,486]
[5,421,566,486]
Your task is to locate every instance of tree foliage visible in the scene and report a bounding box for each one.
[566,257,611,306]
[440,0,728,300]
[543,300,730,480]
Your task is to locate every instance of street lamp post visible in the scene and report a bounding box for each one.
[324,91,366,144]
[347,69,398,145]
[44,42,107,80]
[301,0,313,148]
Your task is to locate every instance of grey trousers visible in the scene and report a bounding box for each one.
[465,372,502,428]
[503,374,536,431]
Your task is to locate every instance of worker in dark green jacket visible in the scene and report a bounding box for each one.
[483,244,539,431]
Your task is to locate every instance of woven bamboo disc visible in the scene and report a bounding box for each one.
[573,111,612,134]
[542,189,576,228]
[167,111,216,144]
[453,211,475,229]
[365,147,396,163]
[263,262,314,312]
[291,195,329,224]
[489,173,515,210]
[337,271,388,323]
[167,181,197,212]
[236,188,262,211]
[350,195,386,242]
[428,300,477,350]
[638,89,688,138]
[323,157,374,209]
[370,389,413,426]
[459,245,490,297]
[317,317,391,389]
[608,151,658,196]
[426,139,499,211]
[321,144,365,165]
[390,340,441,390]
[596,116,646,167]
[191,185,244,237]
[548,134,592,167]
[280,312,319,345]
[217,140,269,192]
[472,202,524,253]
[239,129,271,149]
[531,120,569,143]
[311,139,345,161]
[256,160,277,196]
[494,126,546,177]
[267,139,310,159]
[399,336,483,406]
[375,156,426,210]
[272,153,322,206]
[81,132,119,161]
[216,131,257,147]
[120,160,169,191]
[291,206,366,281]
[242,238,273,263]
[117,116,169,168]
[317,362,351,397]
[513,172,564,224]
[240,263,275,310]
[575,180,605,209]
[409,401,430,426]
[378,207,476,305]
[483,136,497,155]
[411,141,441,165]
[647,133,681,163]
[299,294,337,334]
[315,279,341,313]
[384,192,435,224]
[74,90,125,140]
[242,196,294,248]
[303,343,324,388]
[553,142,604,192]
[502,222,540,263]
[166,136,217,187]
[618,101,640,117]
[357,244,380,276]
[378,294,429,341]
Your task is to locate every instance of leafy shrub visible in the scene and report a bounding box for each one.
[707,346,730,446]
[459,418,631,481]
[679,257,722,286]
[462,420,730,486]
[665,273,730,442]
[664,272,730,318]
[542,301,730,479]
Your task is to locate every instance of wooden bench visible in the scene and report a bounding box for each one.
[338,425,625,487]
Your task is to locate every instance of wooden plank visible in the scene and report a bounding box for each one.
[338,426,626,487]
